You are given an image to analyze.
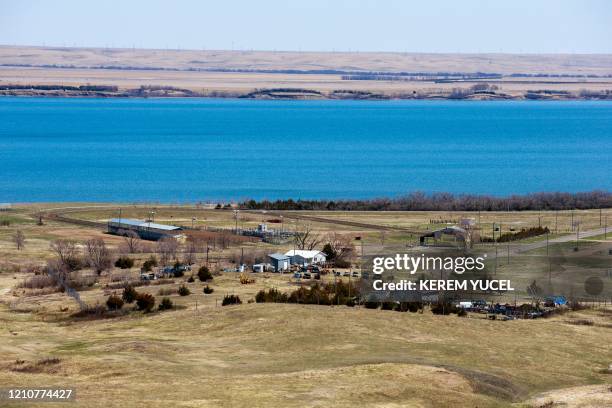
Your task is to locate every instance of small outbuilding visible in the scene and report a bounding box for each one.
[252,263,272,273]
[268,253,290,272]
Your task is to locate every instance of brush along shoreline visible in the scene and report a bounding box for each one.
[1,85,611,100]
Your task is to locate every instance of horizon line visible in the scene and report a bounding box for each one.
[2,43,612,57]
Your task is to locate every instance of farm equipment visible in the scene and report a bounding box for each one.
[239,273,256,284]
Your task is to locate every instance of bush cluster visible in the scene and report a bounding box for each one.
[178,285,191,296]
[497,226,550,243]
[255,287,287,303]
[197,266,213,282]
[141,256,158,272]
[255,281,359,306]
[135,292,155,312]
[431,301,463,315]
[222,294,242,306]
[203,285,214,294]
[106,294,124,311]
[115,256,134,269]
[122,285,138,304]
[158,297,173,310]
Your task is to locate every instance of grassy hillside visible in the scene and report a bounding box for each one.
[0,204,610,407]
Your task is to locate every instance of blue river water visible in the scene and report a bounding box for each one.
[0,97,610,202]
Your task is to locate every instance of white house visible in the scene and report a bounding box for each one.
[284,250,326,266]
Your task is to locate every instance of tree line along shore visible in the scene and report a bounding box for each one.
[238,191,612,211]
[1,83,611,100]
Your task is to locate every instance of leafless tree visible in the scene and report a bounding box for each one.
[379,231,387,246]
[12,230,25,250]
[294,224,322,250]
[119,230,141,254]
[182,239,197,265]
[324,233,356,264]
[49,239,81,271]
[85,238,112,275]
[218,231,231,250]
[157,237,179,265]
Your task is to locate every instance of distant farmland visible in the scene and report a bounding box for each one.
[1,46,611,99]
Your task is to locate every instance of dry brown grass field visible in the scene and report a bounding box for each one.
[3,46,612,74]
[0,204,611,407]
[1,46,611,98]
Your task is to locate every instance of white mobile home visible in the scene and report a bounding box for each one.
[284,250,326,266]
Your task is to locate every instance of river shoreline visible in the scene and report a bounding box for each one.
[1,88,611,100]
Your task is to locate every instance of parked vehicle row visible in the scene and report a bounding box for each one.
[332,270,361,278]
[293,272,321,280]
[140,264,192,280]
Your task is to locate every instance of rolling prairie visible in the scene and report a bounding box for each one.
[1,46,612,98]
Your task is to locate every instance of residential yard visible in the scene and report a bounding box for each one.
[0,204,610,407]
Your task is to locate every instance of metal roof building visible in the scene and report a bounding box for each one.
[107,218,183,241]
[268,253,290,272]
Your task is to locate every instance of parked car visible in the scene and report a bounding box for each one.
[175,264,191,273]
[303,272,311,279]
[334,271,341,277]
[343,271,350,277]
[140,272,156,281]
[314,273,321,280]
[351,271,359,278]
[293,272,302,279]
[361,272,369,280]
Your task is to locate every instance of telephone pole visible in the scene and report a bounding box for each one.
[600,208,603,227]
[507,243,510,264]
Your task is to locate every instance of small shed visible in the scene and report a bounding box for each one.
[268,253,290,272]
[252,263,271,273]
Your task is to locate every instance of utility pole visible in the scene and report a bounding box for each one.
[355,236,363,274]
[600,208,603,227]
[548,257,552,286]
[494,245,498,274]
[555,210,558,234]
[547,230,551,285]
[507,243,510,265]
[605,216,608,240]
[233,209,239,234]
